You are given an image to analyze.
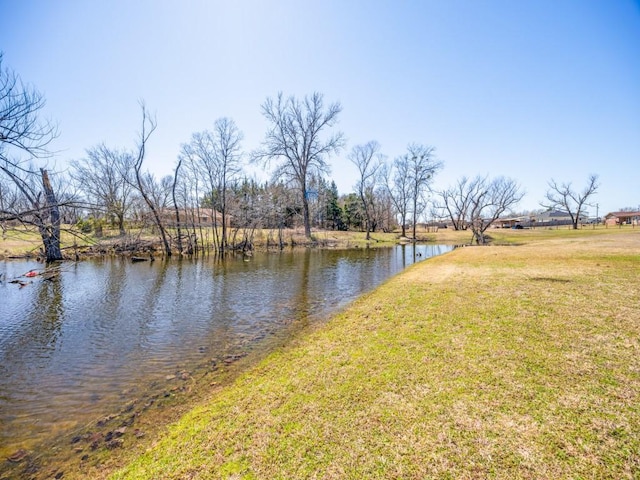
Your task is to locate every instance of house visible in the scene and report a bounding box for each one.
[531,209,588,227]
[156,208,230,227]
[604,211,640,227]
[494,216,531,228]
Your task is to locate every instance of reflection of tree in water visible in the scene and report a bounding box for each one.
[35,275,65,346]
[213,256,237,353]
[400,244,408,269]
[200,251,314,361]
[145,259,170,307]
[0,274,65,452]
[292,249,311,324]
[204,254,267,358]
[1,275,66,365]
[105,258,127,309]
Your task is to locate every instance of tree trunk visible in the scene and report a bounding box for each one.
[132,103,171,256]
[360,193,371,241]
[140,189,171,256]
[412,197,418,240]
[221,208,227,254]
[172,158,183,254]
[221,188,227,254]
[302,188,311,239]
[39,169,63,262]
[117,213,126,236]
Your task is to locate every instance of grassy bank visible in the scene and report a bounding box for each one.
[104,230,640,479]
[2,224,635,258]
[0,227,403,258]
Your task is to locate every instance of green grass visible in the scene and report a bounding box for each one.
[0,226,97,258]
[101,229,640,479]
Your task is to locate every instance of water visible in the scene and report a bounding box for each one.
[0,245,452,456]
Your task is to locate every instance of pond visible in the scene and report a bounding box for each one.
[0,244,452,459]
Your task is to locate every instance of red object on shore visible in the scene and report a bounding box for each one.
[25,270,39,277]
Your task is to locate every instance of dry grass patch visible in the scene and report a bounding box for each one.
[104,231,639,478]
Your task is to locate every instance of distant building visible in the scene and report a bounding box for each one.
[604,211,640,227]
[157,208,230,227]
[494,216,531,228]
[531,209,588,227]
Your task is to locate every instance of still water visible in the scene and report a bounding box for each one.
[0,245,452,455]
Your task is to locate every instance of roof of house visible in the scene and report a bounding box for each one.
[605,211,640,218]
[536,209,572,218]
[496,216,529,222]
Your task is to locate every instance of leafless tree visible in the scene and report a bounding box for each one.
[466,175,524,244]
[0,163,66,260]
[0,175,13,234]
[437,176,477,230]
[0,53,56,158]
[253,92,345,239]
[405,144,442,240]
[543,174,599,229]
[141,172,172,211]
[382,157,411,237]
[0,53,63,261]
[172,156,184,254]
[132,103,172,256]
[349,141,383,240]
[371,187,396,233]
[175,154,207,252]
[70,144,137,235]
[180,117,243,253]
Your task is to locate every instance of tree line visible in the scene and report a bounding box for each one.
[0,54,600,261]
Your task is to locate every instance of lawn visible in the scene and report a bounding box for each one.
[104,229,640,479]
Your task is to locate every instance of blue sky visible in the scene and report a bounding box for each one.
[1,0,639,216]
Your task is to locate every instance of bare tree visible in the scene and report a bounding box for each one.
[253,92,345,239]
[437,176,476,231]
[349,141,383,240]
[175,152,206,252]
[172,156,184,254]
[466,176,524,244]
[0,53,56,158]
[0,174,14,234]
[141,172,172,211]
[543,174,599,229]
[180,117,243,253]
[38,168,63,259]
[382,157,411,237]
[70,144,136,235]
[372,187,396,233]
[0,53,63,261]
[132,103,172,256]
[0,163,66,260]
[405,144,442,240]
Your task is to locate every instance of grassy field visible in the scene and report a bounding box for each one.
[92,228,640,479]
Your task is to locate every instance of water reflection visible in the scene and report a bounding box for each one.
[0,245,452,455]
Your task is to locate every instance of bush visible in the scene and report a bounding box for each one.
[76,218,92,233]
